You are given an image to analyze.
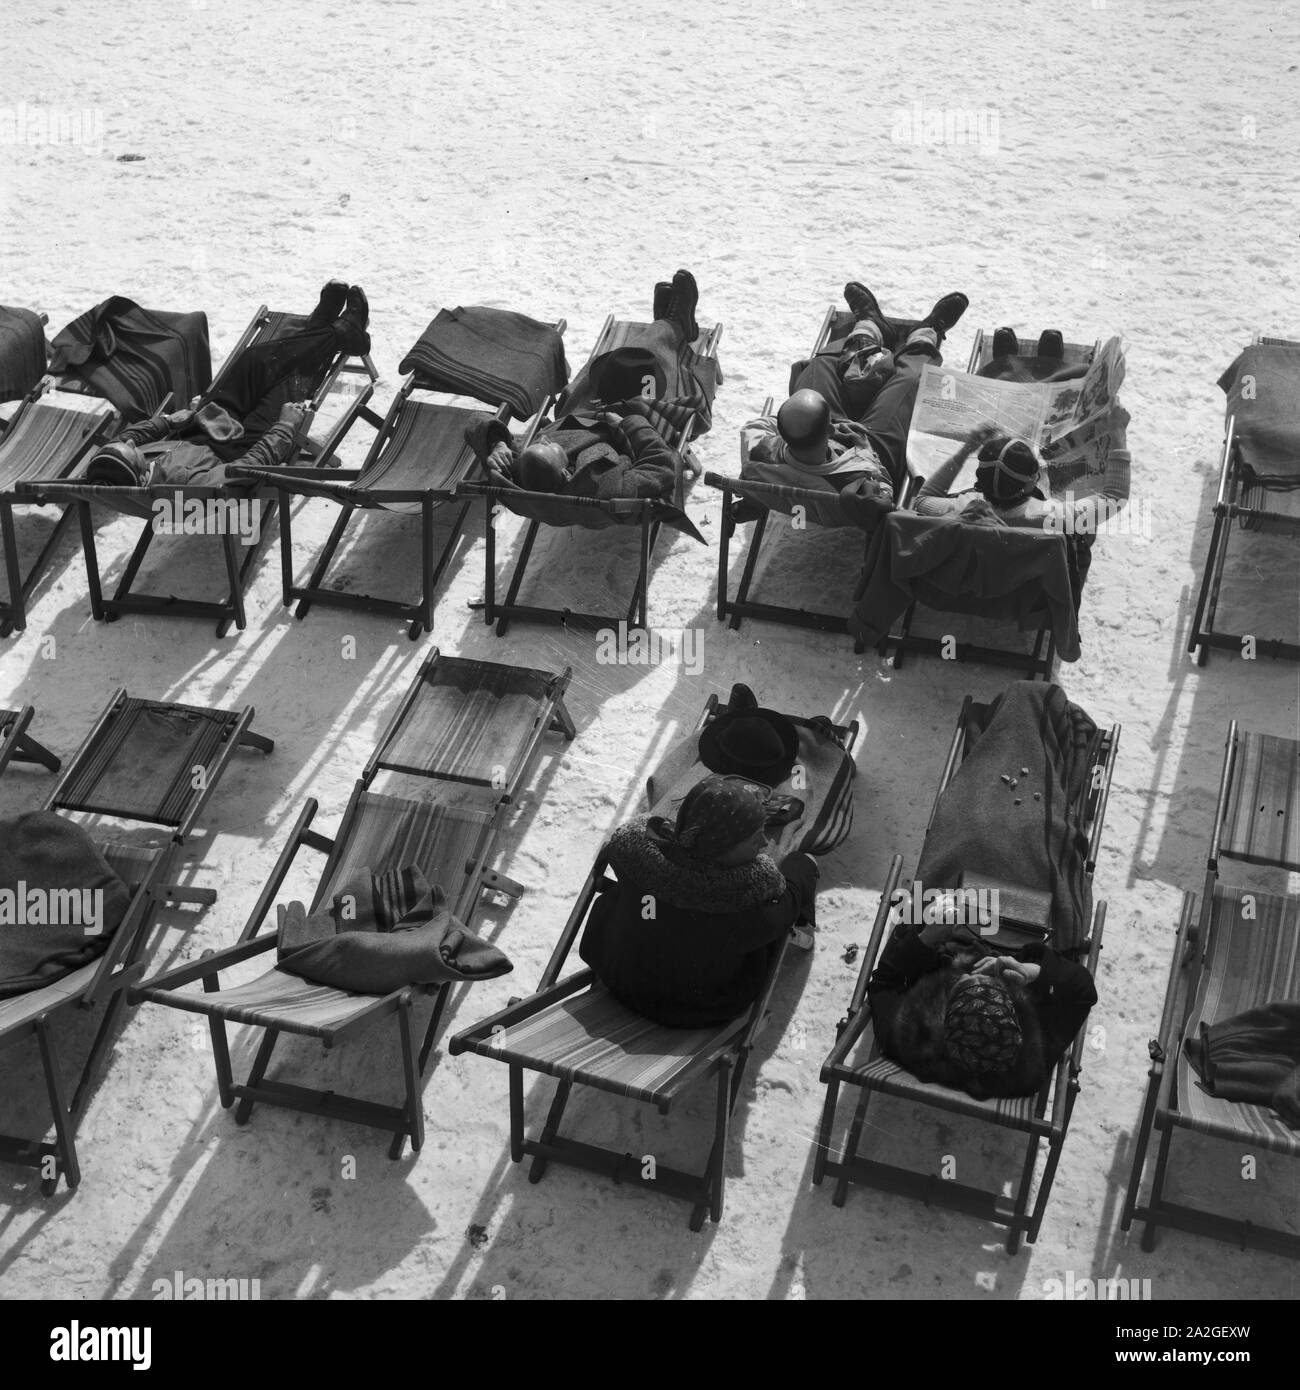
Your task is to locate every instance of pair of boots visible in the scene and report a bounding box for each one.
[307,280,371,355]
[992,326,1064,359]
[651,268,699,345]
[844,281,968,349]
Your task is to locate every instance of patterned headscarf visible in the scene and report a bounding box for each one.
[975,436,1041,505]
[943,974,1022,1075]
[674,774,768,860]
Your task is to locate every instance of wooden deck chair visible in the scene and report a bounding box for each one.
[0,691,272,1193]
[1121,885,1300,1258]
[1189,335,1300,665]
[132,654,575,1157]
[237,319,565,640]
[450,694,858,1229]
[814,696,1118,1253]
[20,304,380,638]
[966,328,1099,376]
[707,307,925,647]
[467,318,721,636]
[0,704,62,779]
[0,392,117,636]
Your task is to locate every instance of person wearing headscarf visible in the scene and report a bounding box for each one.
[914,404,1131,532]
[866,908,1097,1099]
[579,775,819,1028]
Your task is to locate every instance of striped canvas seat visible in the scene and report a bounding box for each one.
[1221,729,1300,868]
[0,399,114,492]
[465,978,746,1107]
[370,654,560,790]
[1171,886,1300,1156]
[54,698,242,827]
[847,1042,1046,1132]
[351,400,480,510]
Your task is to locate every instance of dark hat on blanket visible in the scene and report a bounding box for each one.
[589,347,667,404]
[943,974,1022,1075]
[85,441,147,486]
[699,706,799,786]
[675,773,769,859]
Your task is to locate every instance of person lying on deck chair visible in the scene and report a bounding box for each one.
[469,402,683,502]
[977,327,1089,384]
[555,268,717,441]
[79,281,371,489]
[579,774,819,1029]
[867,908,1097,1099]
[914,403,1132,531]
[743,283,970,504]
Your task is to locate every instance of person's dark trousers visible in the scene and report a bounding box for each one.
[204,322,351,461]
[860,338,941,494]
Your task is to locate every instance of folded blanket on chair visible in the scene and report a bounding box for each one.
[1185,1001,1300,1128]
[399,307,568,420]
[850,510,1082,661]
[49,296,212,425]
[0,305,46,403]
[276,865,512,994]
[1218,344,1300,487]
[914,681,1101,950]
[0,811,132,997]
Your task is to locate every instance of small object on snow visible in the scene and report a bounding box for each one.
[1014,798,1022,806]
[116,153,145,162]
[467,1223,489,1249]
[1000,774,1011,784]
[1020,766,1029,776]
[1033,792,1042,801]
[1009,778,1018,788]
[844,943,859,964]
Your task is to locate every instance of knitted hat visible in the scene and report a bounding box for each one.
[943,974,1022,1075]
[975,436,1040,504]
[674,774,768,860]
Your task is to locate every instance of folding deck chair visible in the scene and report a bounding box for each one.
[19,302,380,637]
[0,391,117,635]
[238,317,566,640]
[133,651,575,1158]
[0,704,62,779]
[0,690,272,1193]
[468,316,722,635]
[707,306,924,647]
[1122,722,1300,1256]
[815,694,1119,1253]
[450,691,859,1229]
[1189,334,1300,665]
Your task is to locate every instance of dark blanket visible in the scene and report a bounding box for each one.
[850,510,1083,661]
[1218,344,1300,487]
[0,305,46,402]
[276,865,511,995]
[1185,1001,1300,1128]
[0,811,132,997]
[49,296,212,425]
[398,307,568,421]
[914,682,1102,950]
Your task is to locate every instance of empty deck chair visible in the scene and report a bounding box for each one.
[20,301,380,637]
[133,652,575,1157]
[1121,887,1300,1258]
[237,311,566,640]
[0,392,117,635]
[815,685,1118,1252]
[467,316,721,635]
[1189,335,1300,664]
[707,306,924,647]
[0,704,62,778]
[0,689,272,1193]
[450,691,858,1228]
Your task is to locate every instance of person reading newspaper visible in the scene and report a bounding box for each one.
[914,402,1131,531]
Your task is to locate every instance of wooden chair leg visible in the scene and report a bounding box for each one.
[698,1057,733,1228]
[528,1078,572,1183]
[508,1064,525,1163]
[833,1086,873,1208]
[36,1016,80,1193]
[1141,1123,1176,1252]
[235,1027,280,1124]
[812,1077,841,1186]
[391,994,422,1159]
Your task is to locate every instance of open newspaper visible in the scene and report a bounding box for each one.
[905,336,1126,497]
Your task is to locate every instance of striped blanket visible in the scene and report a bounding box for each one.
[0,305,45,403]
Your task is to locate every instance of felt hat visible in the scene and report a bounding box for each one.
[698,702,799,786]
[943,974,1022,1075]
[589,347,666,404]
